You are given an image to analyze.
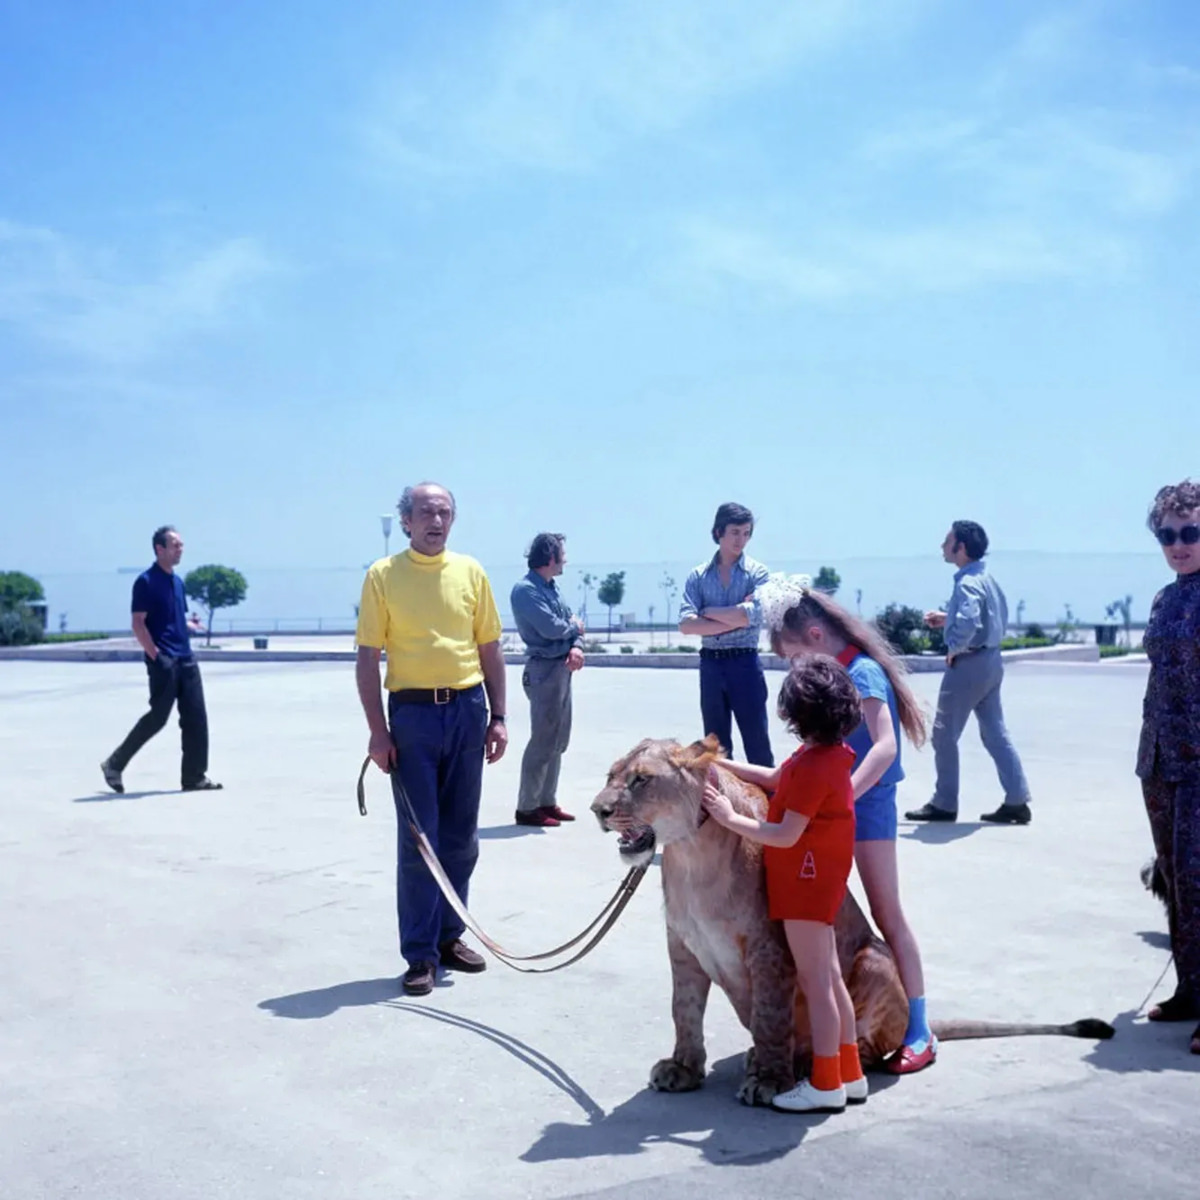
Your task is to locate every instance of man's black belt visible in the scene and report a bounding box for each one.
[390,686,469,705]
[699,647,760,659]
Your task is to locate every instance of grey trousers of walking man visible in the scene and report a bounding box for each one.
[517,657,572,814]
[930,648,1030,814]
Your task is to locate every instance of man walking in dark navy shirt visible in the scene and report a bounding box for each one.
[101,526,222,793]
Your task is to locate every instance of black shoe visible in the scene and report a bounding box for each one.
[1147,990,1199,1022]
[100,759,124,794]
[980,802,1031,825]
[439,939,487,973]
[905,802,956,822]
[402,961,438,996]
[182,777,223,791]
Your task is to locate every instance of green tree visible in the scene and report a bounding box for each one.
[0,571,45,646]
[184,564,248,646]
[874,603,928,656]
[0,571,44,610]
[579,572,596,623]
[597,571,626,642]
[1106,594,1134,646]
[0,606,44,646]
[660,572,678,632]
[813,566,841,596]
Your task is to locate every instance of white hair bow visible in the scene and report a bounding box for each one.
[756,572,813,632]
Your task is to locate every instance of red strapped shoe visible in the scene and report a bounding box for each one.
[885,1037,937,1075]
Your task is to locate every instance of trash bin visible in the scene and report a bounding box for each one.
[254,636,269,650]
[1094,624,1117,646]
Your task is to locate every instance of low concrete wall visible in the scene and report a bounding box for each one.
[1,643,1104,669]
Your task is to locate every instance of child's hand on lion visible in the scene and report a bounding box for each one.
[701,766,734,825]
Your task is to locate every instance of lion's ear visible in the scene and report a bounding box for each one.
[671,734,724,770]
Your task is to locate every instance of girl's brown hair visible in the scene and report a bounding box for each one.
[770,588,927,748]
[777,655,862,745]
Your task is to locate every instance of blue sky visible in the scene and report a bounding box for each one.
[3,0,1198,600]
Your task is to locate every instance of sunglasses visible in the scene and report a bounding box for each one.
[1155,524,1200,547]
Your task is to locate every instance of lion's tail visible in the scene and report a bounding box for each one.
[931,1017,1115,1042]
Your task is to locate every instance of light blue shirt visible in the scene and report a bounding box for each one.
[844,653,904,788]
[678,552,769,650]
[944,560,1009,656]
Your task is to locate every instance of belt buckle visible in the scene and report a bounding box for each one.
[433,687,453,705]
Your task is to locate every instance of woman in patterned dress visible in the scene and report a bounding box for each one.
[1137,478,1200,1055]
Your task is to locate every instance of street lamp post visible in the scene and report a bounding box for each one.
[381,514,394,558]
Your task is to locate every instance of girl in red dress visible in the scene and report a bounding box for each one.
[702,655,864,1113]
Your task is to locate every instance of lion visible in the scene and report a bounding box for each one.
[591,735,1115,1106]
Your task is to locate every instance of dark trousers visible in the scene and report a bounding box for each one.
[517,656,572,813]
[388,686,488,968]
[699,652,774,767]
[109,653,209,786]
[1143,770,1200,999]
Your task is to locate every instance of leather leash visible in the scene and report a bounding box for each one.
[357,757,648,973]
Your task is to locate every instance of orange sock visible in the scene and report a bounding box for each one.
[840,1043,864,1083]
[810,1054,841,1092]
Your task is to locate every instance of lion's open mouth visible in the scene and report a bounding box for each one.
[617,822,656,862]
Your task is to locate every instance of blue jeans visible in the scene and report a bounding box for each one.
[388,686,488,967]
[699,652,774,767]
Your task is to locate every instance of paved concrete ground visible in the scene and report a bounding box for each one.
[1,657,1194,1200]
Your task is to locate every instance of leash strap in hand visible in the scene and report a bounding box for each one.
[356,757,647,973]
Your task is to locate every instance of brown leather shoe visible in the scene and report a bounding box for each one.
[547,805,576,822]
[401,960,437,995]
[515,807,560,827]
[439,939,486,973]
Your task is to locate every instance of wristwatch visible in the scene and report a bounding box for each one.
[489,714,506,724]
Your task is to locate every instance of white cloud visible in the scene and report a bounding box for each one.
[363,0,926,174]
[0,219,275,364]
[677,215,1127,301]
[679,6,1196,304]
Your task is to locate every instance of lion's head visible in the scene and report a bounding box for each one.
[591,734,771,867]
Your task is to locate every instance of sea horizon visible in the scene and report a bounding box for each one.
[24,550,1171,636]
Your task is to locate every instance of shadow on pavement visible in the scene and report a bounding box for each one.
[384,1002,606,1121]
[259,976,401,1018]
[521,1053,820,1165]
[72,789,178,803]
[900,822,984,843]
[1083,1008,1200,1074]
[478,824,548,840]
[1136,929,1171,951]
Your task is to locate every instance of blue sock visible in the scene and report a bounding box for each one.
[903,996,932,1048]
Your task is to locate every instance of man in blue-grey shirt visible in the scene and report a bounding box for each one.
[510,533,585,828]
[906,520,1031,825]
[101,526,222,794]
[678,501,773,766]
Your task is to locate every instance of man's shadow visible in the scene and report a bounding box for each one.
[900,822,983,843]
[478,824,547,840]
[72,789,178,803]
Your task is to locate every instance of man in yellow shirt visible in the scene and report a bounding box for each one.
[356,482,508,996]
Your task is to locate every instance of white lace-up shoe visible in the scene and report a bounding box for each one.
[844,1075,869,1105]
[771,1079,846,1114]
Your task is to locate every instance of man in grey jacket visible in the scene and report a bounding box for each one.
[510,533,585,828]
[906,521,1033,825]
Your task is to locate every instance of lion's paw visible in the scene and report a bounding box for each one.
[649,1057,705,1093]
[737,1068,792,1107]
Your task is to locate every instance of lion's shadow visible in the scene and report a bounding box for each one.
[521,1052,883,1166]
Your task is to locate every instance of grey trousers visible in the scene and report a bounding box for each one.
[930,648,1031,814]
[517,656,573,813]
